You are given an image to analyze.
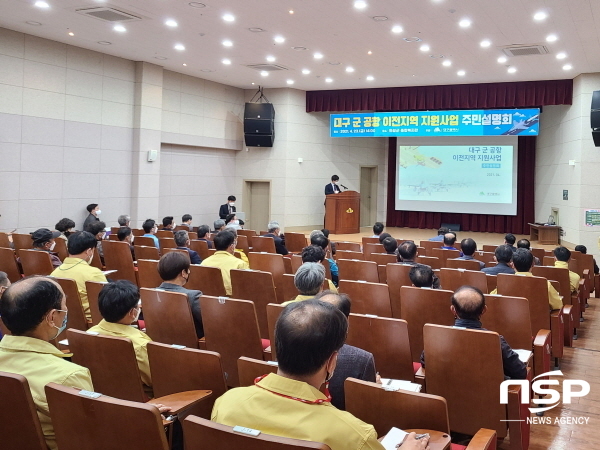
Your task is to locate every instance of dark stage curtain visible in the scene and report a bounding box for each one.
[386,136,536,234]
[306,79,572,112]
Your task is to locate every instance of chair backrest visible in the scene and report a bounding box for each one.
[52,278,88,333]
[136,259,163,289]
[369,253,397,265]
[285,232,308,253]
[439,268,488,293]
[102,240,137,285]
[486,274,498,293]
[266,303,285,360]
[53,238,69,261]
[131,228,145,237]
[338,280,392,317]
[446,258,481,271]
[346,314,414,381]
[238,356,279,386]
[91,246,104,270]
[542,256,555,267]
[335,250,364,260]
[134,245,160,260]
[0,371,47,450]
[187,265,227,297]
[532,266,572,303]
[134,236,157,247]
[386,263,413,315]
[45,383,168,450]
[147,342,227,419]
[291,254,303,273]
[20,249,54,276]
[183,415,330,450]
[163,248,188,257]
[377,264,386,284]
[344,378,450,436]
[530,248,545,263]
[336,241,361,252]
[481,295,534,350]
[140,288,200,348]
[423,324,507,437]
[281,273,300,303]
[248,252,286,302]
[431,248,460,266]
[84,280,106,326]
[107,234,119,241]
[415,255,441,270]
[236,235,250,254]
[0,247,21,282]
[473,251,496,265]
[0,232,11,248]
[337,259,379,283]
[252,236,277,253]
[189,239,210,260]
[231,269,277,338]
[156,230,173,238]
[238,229,258,238]
[418,240,441,257]
[361,236,380,246]
[363,243,384,259]
[399,286,454,358]
[482,244,498,253]
[158,237,176,252]
[283,256,293,274]
[11,233,32,257]
[67,329,146,402]
[200,296,264,386]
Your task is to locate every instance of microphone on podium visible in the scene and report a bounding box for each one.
[340,184,349,190]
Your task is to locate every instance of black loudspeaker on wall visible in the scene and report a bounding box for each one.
[591,90,600,147]
[244,102,275,147]
[441,223,461,232]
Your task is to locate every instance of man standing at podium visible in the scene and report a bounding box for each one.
[325,175,341,195]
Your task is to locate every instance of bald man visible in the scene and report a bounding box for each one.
[441,232,464,256]
[420,285,526,380]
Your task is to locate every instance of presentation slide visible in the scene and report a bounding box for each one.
[395,137,518,215]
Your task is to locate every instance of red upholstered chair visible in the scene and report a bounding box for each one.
[446,258,481,271]
[335,241,361,252]
[439,268,488,293]
[415,255,442,270]
[19,249,53,276]
[137,259,163,289]
[189,239,210,260]
[361,237,380,247]
[0,247,21,282]
[386,264,413,316]
[248,252,287,303]
[418,240,440,257]
[363,243,384,260]
[102,240,138,285]
[369,253,397,265]
[251,236,277,254]
[335,250,364,260]
[134,245,160,260]
[431,248,460,267]
[338,280,392,317]
[231,269,278,338]
[11,233,32,258]
[337,259,379,283]
[285,232,308,253]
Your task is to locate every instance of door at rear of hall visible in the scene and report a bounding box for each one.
[360,166,377,227]
[244,181,271,232]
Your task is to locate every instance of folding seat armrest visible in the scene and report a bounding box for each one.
[507,373,530,450]
[151,390,212,415]
[465,428,497,450]
[550,309,564,360]
[561,305,573,347]
[533,329,551,378]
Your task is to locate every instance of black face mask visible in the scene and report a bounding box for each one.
[64,231,72,237]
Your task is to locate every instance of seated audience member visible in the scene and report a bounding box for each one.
[301,245,337,292]
[321,228,336,256]
[398,241,441,289]
[504,233,517,253]
[482,245,515,275]
[83,203,100,231]
[174,230,202,264]
[197,224,214,249]
[409,264,438,289]
[382,236,398,255]
[213,219,226,233]
[264,221,289,255]
[88,280,153,396]
[491,249,562,310]
[86,221,106,264]
[312,232,338,286]
[420,286,526,380]
[55,218,75,241]
[429,226,449,242]
[117,214,130,228]
[441,233,463,256]
[553,246,580,294]
[224,227,249,264]
[315,290,377,410]
[0,277,94,450]
[181,214,193,230]
[51,231,107,320]
[117,226,135,260]
[161,216,175,232]
[157,252,204,338]
[0,271,10,339]
[200,230,249,295]
[211,299,428,450]
[517,239,540,266]
[142,219,160,248]
[225,213,242,230]
[282,262,325,305]
[377,232,391,244]
[575,245,599,274]
[457,238,485,269]
[26,229,62,269]
[219,195,237,220]
[371,222,384,238]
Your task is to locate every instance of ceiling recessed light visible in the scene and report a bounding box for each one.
[183,63,187,66]
[34,1,49,8]
[266,55,276,62]
[403,37,422,42]
[222,58,231,65]
[292,46,308,51]
[480,39,491,48]
[325,78,333,83]
[420,44,430,52]
[26,21,42,25]
[174,43,185,51]
[222,40,233,47]
[251,82,255,85]
[563,64,572,70]
[367,50,372,55]
[346,66,355,72]
[459,18,471,28]
[328,62,340,65]
[223,13,235,22]
[533,11,547,21]
[366,75,374,81]
[154,56,167,60]
[68,31,74,36]
[188,2,206,7]
[507,66,517,73]
[98,41,112,45]
[261,71,269,77]
[442,59,452,66]
[286,79,294,84]
[248,27,266,32]
[274,36,286,43]
[289,10,294,14]
[200,69,214,72]
[372,16,388,21]
[392,25,403,33]
[498,57,508,64]
[354,0,367,9]
[302,69,311,74]
[546,34,558,42]
[457,70,465,76]
[165,19,178,27]
[556,52,567,59]
[314,52,323,59]
[113,24,126,32]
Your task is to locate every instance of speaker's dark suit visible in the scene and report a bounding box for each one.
[219,204,236,220]
[324,183,341,195]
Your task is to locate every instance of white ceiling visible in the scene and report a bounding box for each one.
[2,0,599,91]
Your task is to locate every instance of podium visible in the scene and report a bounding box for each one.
[325,191,360,234]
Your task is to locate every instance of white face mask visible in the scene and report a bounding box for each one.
[233,220,240,225]
[229,202,235,206]
[133,307,141,323]
[96,210,101,215]
[49,241,56,251]
[87,250,94,264]
[130,236,135,244]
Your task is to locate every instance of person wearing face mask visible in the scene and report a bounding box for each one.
[219,195,237,220]
[224,213,242,230]
[83,203,101,231]
[201,230,249,295]
[23,228,63,269]
[55,217,76,241]
[156,251,204,338]
[117,226,136,260]
[87,280,154,396]
[50,231,107,321]
[0,276,94,450]
[325,174,341,195]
